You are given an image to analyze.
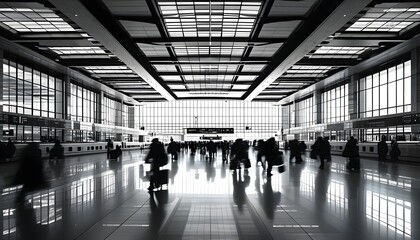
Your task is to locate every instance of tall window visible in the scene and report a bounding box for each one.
[359,60,411,118]
[322,84,349,123]
[2,59,63,118]
[69,83,97,123]
[295,97,314,127]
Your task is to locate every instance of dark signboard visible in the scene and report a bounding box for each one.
[187,128,234,134]
[200,136,222,140]
[3,130,14,136]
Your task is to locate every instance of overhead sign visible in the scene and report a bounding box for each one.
[187,128,234,134]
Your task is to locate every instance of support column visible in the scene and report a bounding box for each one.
[410,48,420,139]
[349,74,359,120]
[411,48,420,113]
[314,90,322,124]
[0,49,3,141]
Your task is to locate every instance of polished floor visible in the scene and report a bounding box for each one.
[0,148,418,240]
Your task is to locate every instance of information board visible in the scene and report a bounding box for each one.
[186,128,234,134]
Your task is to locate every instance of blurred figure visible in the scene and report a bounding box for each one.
[230,139,248,170]
[14,142,46,203]
[0,141,6,162]
[145,138,168,192]
[167,138,178,161]
[298,141,307,163]
[265,137,280,177]
[289,139,302,163]
[49,140,65,179]
[49,140,64,160]
[6,138,16,161]
[256,140,266,169]
[377,135,388,161]
[390,139,401,161]
[311,137,326,169]
[323,137,331,162]
[207,140,216,161]
[343,136,360,171]
[107,138,113,159]
[221,140,229,163]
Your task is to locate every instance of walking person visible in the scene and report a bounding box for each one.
[311,137,326,169]
[256,140,266,169]
[390,139,401,161]
[5,138,16,161]
[145,138,168,192]
[323,137,331,162]
[167,138,178,161]
[265,137,280,177]
[343,136,360,171]
[377,135,388,162]
[107,138,113,159]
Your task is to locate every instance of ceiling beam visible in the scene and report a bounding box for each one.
[264,16,305,24]
[114,15,156,24]
[134,37,286,44]
[48,0,176,101]
[62,58,124,66]
[297,58,360,66]
[244,0,372,101]
[148,56,269,62]
[158,72,258,76]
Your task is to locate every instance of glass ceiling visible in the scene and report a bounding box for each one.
[158,1,262,38]
[155,1,263,98]
[346,7,420,32]
[0,8,76,32]
[49,47,107,55]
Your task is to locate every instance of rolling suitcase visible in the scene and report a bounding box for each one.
[154,169,169,188]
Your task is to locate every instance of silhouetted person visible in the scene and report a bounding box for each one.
[107,138,113,158]
[230,139,248,169]
[49,140,64,160]
[115,145,122,157]
[312,137,326,169]
[6,138,16,160]
[377,135,388,161]
[0,142,6,162]
[290,139,303,163]
[390,139,401,161]
[167,138,178,161]
[221,140,229,163]
[265,137,279,177]
[145,138,167,192]
[343,136,360,171]
[298,141,307,163]
[14,142,46,203]
[207,140,216,161]
[256,140,266,169]
[323,137,331,162]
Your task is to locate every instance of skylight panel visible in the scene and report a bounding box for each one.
[0,8,76,33]
[314,46,367,57]
[158,1,261,38]
[346,6,420,32]
[49,47,107,55]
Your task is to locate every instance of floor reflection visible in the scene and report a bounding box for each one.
[0,149,418,239]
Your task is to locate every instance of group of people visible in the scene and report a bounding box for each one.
[311,137,332,169]
[378,135,401,161]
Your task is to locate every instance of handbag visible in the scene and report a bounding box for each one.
[278,164,286,173]
[272,152,284,166]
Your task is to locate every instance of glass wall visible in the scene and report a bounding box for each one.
[359,60,411,118]
[139,100,280,139]
[295,96,314,127]
[3,59,64,118]
[322,84,349,123]
[69,83,97,123]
